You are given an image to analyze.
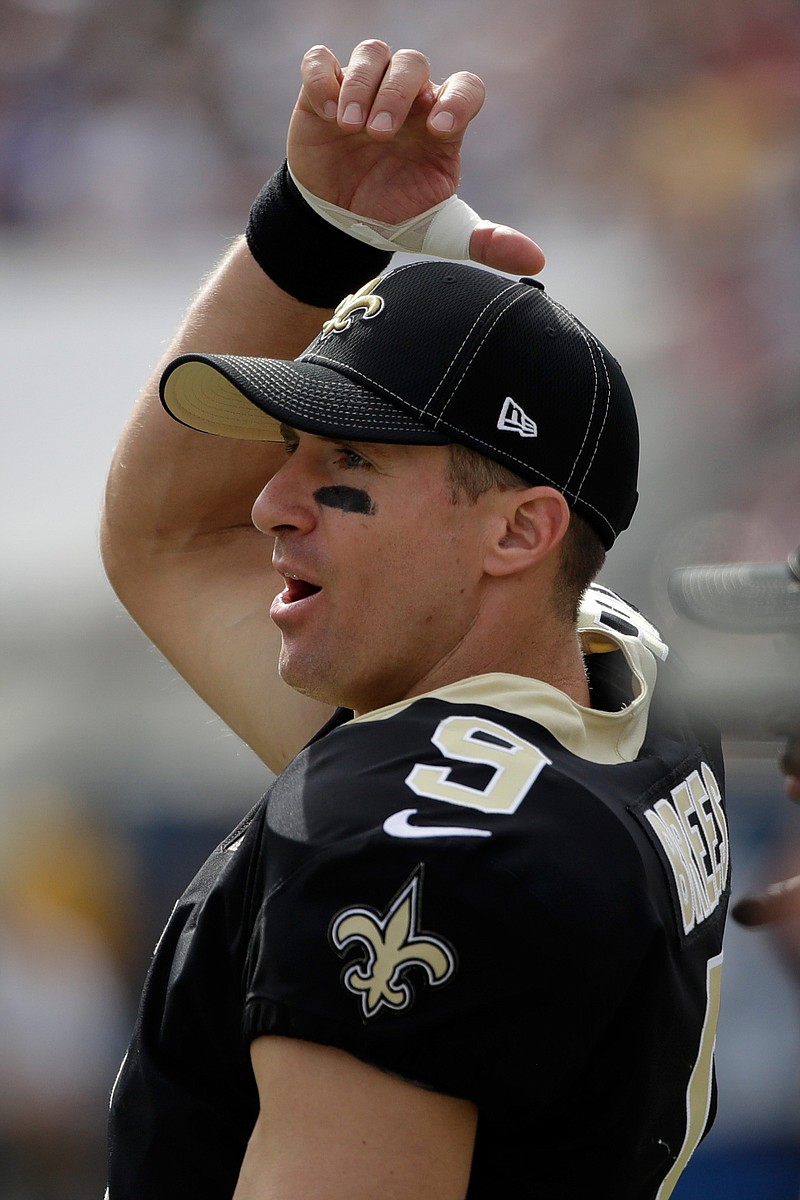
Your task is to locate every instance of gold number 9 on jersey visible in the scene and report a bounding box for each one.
[405,716,552,815]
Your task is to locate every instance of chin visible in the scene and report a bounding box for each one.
[279,643,407,715]
[278,651,345,708]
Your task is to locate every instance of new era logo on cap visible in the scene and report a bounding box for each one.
[497,397,537,438]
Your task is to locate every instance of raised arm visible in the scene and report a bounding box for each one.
[101,40,544,773]
[101,242,328,772]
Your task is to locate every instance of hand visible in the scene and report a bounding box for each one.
[731,732,800,927]
[287,40,545,277]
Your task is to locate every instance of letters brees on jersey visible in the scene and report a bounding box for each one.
[642,763,729,936]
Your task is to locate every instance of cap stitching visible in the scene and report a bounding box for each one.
[310,283,524,426]
[370,261,522,422]
[431,287,532,421]
[572,327,612,500]
[310,271,523,421]
[421,282,524,417]
[220,359,426,434]
[544,296,602,496]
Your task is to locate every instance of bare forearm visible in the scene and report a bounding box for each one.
[101,237,330,572]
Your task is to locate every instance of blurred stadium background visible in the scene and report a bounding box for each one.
[1,0,799,1195]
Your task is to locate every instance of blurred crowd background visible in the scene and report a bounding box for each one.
[2,0,800,1196]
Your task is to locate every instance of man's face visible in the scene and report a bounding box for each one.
[251,428,502,715]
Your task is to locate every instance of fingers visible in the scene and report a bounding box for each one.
[469,222,546,276]
[301,41,426,134]
[429,71,486,137]
[340,42,432,136]
[299,44,344,120]
[732,874,800,926]
[299,41,486,141]
[294,38,545,271]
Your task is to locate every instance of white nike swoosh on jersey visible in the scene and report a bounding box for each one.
[382,808,492,840]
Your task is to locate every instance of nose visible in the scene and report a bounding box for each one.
[251,456,317,537]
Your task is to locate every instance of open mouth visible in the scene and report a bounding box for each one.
[281,573,322,604]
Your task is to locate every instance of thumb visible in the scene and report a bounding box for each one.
[469,221,545,277]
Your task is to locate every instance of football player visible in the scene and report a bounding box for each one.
[101,39,729,1200]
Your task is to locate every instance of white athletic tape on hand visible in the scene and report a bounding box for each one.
[288,164,482,260]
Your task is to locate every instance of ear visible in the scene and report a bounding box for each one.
[482,487,571,578]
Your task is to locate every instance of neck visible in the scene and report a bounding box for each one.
[403,602,591,711]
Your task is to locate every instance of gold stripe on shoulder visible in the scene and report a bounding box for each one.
[350,638,656,766]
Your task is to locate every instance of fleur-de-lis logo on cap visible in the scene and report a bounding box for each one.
[330,867,456,1019]
[321,276,385,337]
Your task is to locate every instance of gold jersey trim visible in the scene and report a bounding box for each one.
[350,629,656,766]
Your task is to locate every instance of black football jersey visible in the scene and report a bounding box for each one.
[107,588,729,1199]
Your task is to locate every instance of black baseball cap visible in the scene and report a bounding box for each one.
[160,260,639,548]
[668,546,800,633]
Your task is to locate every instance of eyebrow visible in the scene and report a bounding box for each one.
[278,423,409,463]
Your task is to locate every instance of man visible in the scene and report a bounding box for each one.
[101,40,729,1199]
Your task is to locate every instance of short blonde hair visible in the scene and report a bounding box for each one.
[445,443,605,619]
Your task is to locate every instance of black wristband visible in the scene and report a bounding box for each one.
[245,161,393,309]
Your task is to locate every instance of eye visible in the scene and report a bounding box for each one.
[278,424,300,455]
[337,446,372,470]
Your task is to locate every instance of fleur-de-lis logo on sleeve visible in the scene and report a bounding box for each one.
[329,867,456,1019]
[321,276,385,337]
